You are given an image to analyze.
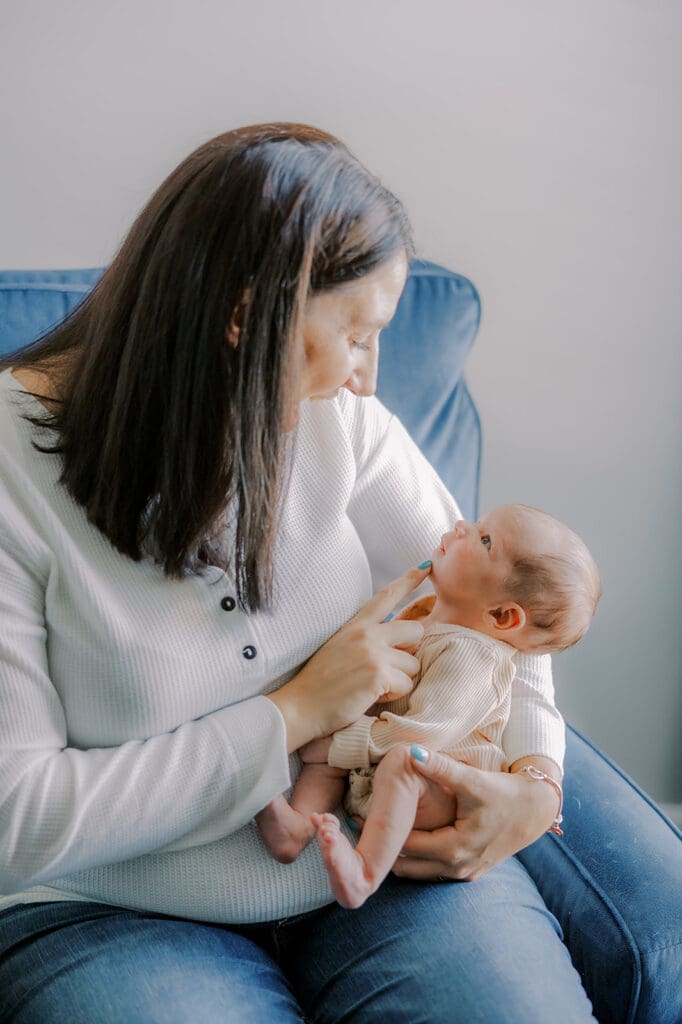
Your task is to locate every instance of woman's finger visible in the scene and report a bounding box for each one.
[378,618,426,651]
[352,565,432,625]
[374,670,418,702]
[392,826,479,881]
[391,855,479,883]
[398,824,461,862]
[376,666,422,702]
[385,646,421,676]
[391,856,452,881]
[408,746,476,795]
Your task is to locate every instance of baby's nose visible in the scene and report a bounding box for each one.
[454,520,470,538]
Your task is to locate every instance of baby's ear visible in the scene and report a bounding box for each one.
[484,603,526,634]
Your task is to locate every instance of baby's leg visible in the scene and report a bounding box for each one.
[256,763,347,864]
[314,744,428,908]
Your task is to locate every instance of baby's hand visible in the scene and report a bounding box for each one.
[397,594,436,622]
[299,735,334,763]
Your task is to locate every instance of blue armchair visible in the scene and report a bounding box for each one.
[1,261,680,1024]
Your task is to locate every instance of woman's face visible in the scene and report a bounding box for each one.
[290,250,408,426]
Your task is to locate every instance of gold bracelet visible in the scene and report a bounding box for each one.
[518,764,564,836]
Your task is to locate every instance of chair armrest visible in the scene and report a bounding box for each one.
[517,725,682,1024]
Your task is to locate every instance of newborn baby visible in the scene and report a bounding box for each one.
[256,504,601,907]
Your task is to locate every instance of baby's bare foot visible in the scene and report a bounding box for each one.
[257,799,315,864]
[312,812,374,909]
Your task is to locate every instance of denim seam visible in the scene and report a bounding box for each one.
[547,834,642,1024]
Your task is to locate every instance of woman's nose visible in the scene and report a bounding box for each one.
[346,348,379,397]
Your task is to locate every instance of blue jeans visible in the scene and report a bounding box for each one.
[0,860,596,1023]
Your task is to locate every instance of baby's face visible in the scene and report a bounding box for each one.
[429,505,550,612]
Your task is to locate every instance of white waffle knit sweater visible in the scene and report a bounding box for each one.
[0,370,564,924]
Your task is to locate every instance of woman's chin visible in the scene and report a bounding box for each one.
[282,406,299,432]
[284,392,341,431]
[309,389,340,402]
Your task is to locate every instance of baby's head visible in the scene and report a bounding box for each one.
[430,504,601,653]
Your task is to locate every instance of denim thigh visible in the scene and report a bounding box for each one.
[280,858,597,1024]
[0,901,301,1024]
[0,859,597,1024]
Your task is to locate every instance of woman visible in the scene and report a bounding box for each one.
[0,123,595,1021]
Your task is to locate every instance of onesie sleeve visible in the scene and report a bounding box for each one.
[329,635,505,768]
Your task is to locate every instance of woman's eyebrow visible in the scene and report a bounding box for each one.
[349,318,390,332]
[350,309,395,330]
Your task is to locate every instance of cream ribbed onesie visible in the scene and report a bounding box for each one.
[329,625,516,816]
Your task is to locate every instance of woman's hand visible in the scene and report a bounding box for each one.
[267,565,431,752]
[391,749,562,882]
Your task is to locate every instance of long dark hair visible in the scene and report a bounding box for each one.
[3,123,412,610]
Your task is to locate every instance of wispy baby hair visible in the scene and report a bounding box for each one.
[502,505,601,652]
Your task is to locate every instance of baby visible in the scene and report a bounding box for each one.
[256,504,601,908]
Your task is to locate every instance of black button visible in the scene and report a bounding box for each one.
[242,645,257,660]
[220,596,236,612]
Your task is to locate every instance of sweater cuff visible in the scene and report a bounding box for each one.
[329,716,375,768]
[503,700,566,773]
[211,695,292,819]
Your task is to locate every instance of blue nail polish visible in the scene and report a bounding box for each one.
[345,817,360,832]
[384,612,394,622]
[411,743,430,762]
[417,560,432,570]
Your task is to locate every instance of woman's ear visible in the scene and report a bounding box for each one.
[225,289,251,348]
[484,603,527,635]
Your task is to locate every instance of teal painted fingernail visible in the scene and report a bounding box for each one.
[411,744,430,762]
[417,560,432,570]
[384,612,394,622]
[345,817,360,832]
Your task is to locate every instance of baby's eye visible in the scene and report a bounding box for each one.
[481,534,491,550]
[352,338,370,351]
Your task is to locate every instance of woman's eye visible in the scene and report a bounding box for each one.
[481,534,491,550]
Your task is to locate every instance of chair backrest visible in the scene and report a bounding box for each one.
[0,259,481,518]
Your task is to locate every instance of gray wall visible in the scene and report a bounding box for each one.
[2,1,680,804]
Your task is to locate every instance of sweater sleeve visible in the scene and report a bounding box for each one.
[329,637,505,768]
[339,393,565,771]
[0,528,292,892]
[502,652,566,775]
[340,392,461,590]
